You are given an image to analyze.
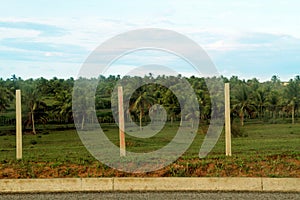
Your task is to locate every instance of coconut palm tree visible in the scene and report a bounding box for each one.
[285,77,300,124]
[232,83,256,126]
[255,88,268,120]
[54,89,73,123]
[130,89,155,131]
[72,78,97,130]
[22,82,47,134]
[0,84,13,112]
[267,91,281,120]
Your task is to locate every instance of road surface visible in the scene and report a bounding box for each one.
[0,192,299,200]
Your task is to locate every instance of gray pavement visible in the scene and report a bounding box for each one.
[0,192,299,200]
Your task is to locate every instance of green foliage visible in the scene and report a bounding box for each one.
[231,123,246,137]
[0,80,14,112]
[0,74,299,129]
[30,139,37,145]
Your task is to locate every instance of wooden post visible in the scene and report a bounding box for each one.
[16,90,22,159]
[225,83,232,156]
[118,86,126,157]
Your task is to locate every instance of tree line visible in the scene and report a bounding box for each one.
[0,74,299,134]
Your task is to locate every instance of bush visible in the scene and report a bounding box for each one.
[30,140,37,145]
[231,124,246,137]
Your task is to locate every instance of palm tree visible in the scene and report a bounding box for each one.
[232,83,256,126]
[161,89,179,125]
[267,91,281,120]
[54,89,73,123]
[73,78,99,130]
[271,75,281,85]
[185,109,200,128]
[255,88,268,120]
[22,82,47,134]
[189,76,211,122]
[0,84,13,112]
[285,77,300,124]
[130,89,155,131]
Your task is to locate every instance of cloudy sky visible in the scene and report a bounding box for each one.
[0,0,299,81]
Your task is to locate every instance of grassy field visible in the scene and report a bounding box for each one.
[0,122,299,178]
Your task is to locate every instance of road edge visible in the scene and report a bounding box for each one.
[0,178,299,193]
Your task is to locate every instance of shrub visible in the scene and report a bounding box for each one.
[30,140,37,145]
[231,123,246,137]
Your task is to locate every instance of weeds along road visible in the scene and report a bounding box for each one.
[0,192,299,200]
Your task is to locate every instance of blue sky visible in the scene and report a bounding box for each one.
[0,0,300,81]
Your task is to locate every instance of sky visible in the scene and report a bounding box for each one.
[0,0,300,81]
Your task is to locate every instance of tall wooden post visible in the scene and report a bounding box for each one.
[225,83,232,156]
[16,90,22,159]
[118,86,126,157]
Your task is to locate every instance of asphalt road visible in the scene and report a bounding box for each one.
[0,192,299,200]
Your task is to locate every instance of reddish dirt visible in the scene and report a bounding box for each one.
[0,154,299,179]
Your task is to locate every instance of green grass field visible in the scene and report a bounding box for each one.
[0,122,299,178]
[0,122,299,162]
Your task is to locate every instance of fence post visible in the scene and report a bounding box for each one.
[225,83,232,156]
[118,86,126,157]
[16,90,22,159]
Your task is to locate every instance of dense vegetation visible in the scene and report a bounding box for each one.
[0,74,299,178]
[0,74,299,135]
[0,123,299,178]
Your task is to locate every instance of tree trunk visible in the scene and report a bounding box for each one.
[292,105,295,125]
[32,111,36,134]
[240,111,244,126]
[139,112,142,131]
[260,106,263,120]
[81,114,85,130]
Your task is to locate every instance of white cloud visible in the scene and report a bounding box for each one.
[0,1,300,80]
[0,27,39,39]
